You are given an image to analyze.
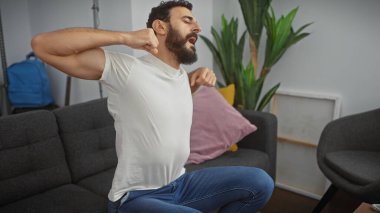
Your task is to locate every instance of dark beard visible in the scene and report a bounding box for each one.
[165,25,198,65]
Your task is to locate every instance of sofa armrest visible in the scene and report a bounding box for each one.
[238,109,277,180]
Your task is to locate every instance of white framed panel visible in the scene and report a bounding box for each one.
[270,89,341,197]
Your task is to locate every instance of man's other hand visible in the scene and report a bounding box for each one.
[188,67,216,93]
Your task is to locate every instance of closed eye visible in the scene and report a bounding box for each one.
[182,16,194,24]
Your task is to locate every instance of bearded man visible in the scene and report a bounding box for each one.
[31,1,274,212]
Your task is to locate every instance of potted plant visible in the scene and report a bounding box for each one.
[201,0,311,111]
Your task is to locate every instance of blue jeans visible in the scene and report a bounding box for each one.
[108,166,274,213]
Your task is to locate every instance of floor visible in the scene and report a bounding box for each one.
[261,187,362,213]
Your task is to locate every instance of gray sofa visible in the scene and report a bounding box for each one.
[0,98,277,213]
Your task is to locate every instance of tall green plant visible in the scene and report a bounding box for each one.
[238,0,311,110]
[239,0,312,78]
[200,15,246,86]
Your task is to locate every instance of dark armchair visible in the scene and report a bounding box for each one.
[313,108,380,212]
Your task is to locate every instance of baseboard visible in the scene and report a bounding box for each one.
[275,182,322,200]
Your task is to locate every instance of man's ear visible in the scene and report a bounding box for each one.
[152,20,167,35]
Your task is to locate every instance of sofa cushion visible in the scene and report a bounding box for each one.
[0,184,107,213]
[0,110,71,206]
[325,150,380,185]
[78,168,115,197]
[54,98,117,183]
[185,148,270,172]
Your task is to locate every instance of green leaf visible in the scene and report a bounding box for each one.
[239,0,271,49]
[257,82,280,111]
[270,8,296,62]
[238,31,247,61]
[221,15,227,30]
[294,22,313,35]
[263,6,311,69]
[246,77,264,109]
[287,32,310,48]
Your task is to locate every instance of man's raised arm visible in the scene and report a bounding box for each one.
[31,27,159,80]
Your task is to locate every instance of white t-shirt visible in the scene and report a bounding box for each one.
[100,51,193,202]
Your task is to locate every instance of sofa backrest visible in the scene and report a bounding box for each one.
[0,110,72,206]
[54,98,117,183]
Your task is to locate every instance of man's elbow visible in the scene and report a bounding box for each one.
[31,33,47,58]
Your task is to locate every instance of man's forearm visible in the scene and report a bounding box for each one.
[32,27,126,57]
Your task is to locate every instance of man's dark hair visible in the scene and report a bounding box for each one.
[146,0,193,28]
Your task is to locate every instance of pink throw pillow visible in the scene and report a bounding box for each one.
[186,87,257,164]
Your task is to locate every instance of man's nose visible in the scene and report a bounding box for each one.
[193,23,202,33]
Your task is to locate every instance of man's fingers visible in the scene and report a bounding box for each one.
[143,46,157,54]
[147,28,159,46]
[196,76,206,84]
[191,72,200,86]
[144,36,159,53]
[189,68,217,87]
[201,70,207,80]
[204,70,216,86]
[205,72,213,82]
[149,48,158,54]
[211,76,216,86]
[190,77,195,86]
[192,69,217,87]
[148,37,159,49]
[127,28,159,52]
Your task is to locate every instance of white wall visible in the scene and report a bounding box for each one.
[0,0,32,66]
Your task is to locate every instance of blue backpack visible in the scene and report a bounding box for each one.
[7,52,54,108]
